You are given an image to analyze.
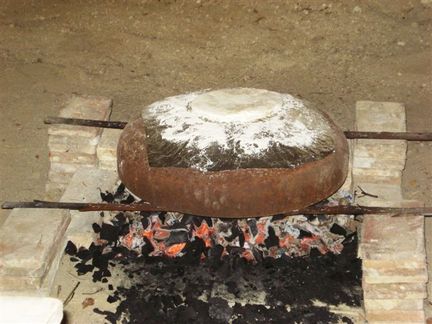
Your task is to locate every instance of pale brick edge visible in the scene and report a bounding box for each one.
[353,101,428,322]
[45,95,113,199]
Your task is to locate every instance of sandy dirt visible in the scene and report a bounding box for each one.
[0,0,431,321]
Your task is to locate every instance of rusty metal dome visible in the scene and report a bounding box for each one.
[117,88,349,217]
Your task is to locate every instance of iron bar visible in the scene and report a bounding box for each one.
[2,200,432,216]
[44,117,432,141]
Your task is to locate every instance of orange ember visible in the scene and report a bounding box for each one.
[165,243,186,257]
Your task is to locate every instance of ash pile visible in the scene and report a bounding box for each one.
[66,183,362,323]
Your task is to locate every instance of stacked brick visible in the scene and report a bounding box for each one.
[353,101,427,323]
[46,95,112,194]
[97,128,122,171]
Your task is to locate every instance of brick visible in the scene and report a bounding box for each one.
[353,156,406,171]
[0,209,70,291]
[363,259,426,271]
[354,183,402,203]
[354,141,407,162]
[50,162,96,174]
[49,152,97,165]
[48,95,112,138]
[352,167,402,180]
[363,282,427,300]
[355,101,406,132]
[61,167,118,248]
[359,215,425,261]
[97,128,122,162]
[364,298,423,310]
[363,267,427,284]
[365,310,425,322]
[48,135,100,155]
[98,160,118,171]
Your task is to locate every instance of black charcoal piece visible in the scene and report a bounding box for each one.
[298,229,313,239]
[76,248,92,262]
[65,241,77,255]
[92,223,101,233]
[100,191,114,203]
[165,230,189,245]
[121,194,135,204]
[264,226,279,248]
[330,223,347,236]
[100,223,120,243]
[107,295,119,303]
[108,284,114,290]
[75,263,94,275]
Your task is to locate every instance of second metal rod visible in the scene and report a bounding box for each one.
[44,117,432,141]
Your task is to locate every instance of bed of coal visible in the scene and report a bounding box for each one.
[65,184,362,323]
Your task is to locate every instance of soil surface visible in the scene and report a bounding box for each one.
[0,1,431,321]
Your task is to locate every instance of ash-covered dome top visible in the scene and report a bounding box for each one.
[141,88,338,171]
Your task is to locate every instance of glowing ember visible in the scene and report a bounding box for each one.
[110,190,359,262]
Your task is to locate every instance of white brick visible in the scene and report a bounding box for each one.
[97,128,122,162]
[61,167,118,248]
[0,209,70,291]
[355,101,406,132]
[48,95,112,138]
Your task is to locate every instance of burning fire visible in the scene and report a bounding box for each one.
[111,191,359,262]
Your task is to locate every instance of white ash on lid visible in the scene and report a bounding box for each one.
[142,88,337,171]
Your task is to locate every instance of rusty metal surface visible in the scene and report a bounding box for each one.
[117,117,348,218]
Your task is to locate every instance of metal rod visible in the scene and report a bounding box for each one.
[44,117,432,141]
[44,117,127,129]
[344,131,432,141]
[2,200,431,216]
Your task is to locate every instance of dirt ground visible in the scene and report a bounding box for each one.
[0,0,431,321]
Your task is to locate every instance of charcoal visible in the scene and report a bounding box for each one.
[246,219,258,237]
[330,223,347,236]
[114,183,126,198]
[120,194,135,204]
[208,297,233,322]
[77,183,361,323]
[271,214,285,221]
[100,223,120,243]
[114,212,126,225]
[165,230,189,245]
[69,257,79,262]
[141,216,149,228]
[192,216,203,227]
[298,229,313,239]
[203,217,213,226]
[76,247,92,262]
[225,224,242,242]
[75,263,94,275]
[107,295,119,303]
[141,238,154,257]
[65,240,77,255]
[264,226,279,248]
[92,223,101,234]
[100,191,114,203]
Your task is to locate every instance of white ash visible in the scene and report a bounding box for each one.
[143,88,333,171]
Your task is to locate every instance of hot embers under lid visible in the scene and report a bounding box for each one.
[117,88,349,217]
[141,88,337,171]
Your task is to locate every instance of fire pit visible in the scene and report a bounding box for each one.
[0,93,428,323]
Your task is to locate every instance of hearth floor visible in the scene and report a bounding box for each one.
[51,242,365,323]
